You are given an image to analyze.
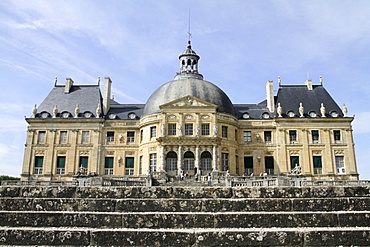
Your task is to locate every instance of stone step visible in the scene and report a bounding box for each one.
[1,211,369,229]
[1,197,370,212]
[2,185,370,199]
[0,226,369,246]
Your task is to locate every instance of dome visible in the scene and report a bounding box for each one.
[142,78,235,116]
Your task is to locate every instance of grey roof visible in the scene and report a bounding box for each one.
[36,85,102,118]
[234,100,271,119]
[142,78,236,117]
[276,85,343,118]
[106,102,145,120]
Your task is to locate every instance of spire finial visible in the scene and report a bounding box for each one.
[187,9,192,47]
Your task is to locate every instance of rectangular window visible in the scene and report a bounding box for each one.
[289,130,297,143]
[140,130,143,143]
[79,156,88,169]
[201,123,210,136]
[56,156,66,175]
[221,153,229,171]
[139,156,143,174]
[34,156,44,174]
[60,131,67,144]
[222,126,228,138]
[150,153,157,172]
[107,131,114,143]
[185,123,193,136]
[313,156,322,174]
[82,131,90,143]
[150,126,156,138]
[168,123,176,136]
[244,131,252,143]
[104,157,114,175]
[125,157,134,176]
[335,156,345,174]
[334,130,341,142]
[312,130,319,143]
[265,156,274,175]
[290,156,300,170]
[127,131,135,143]
[38,131,46,143]
[264,131,272,143]
[244,156,253,175]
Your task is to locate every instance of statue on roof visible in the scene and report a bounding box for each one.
[277,103,282,117]
[96,104,101,118]
[342,103,348,117]
[299,103,304,117]
[74,104,80,118]
[32,104,37,118]
[53,105,58,118]
[320,103,326,117]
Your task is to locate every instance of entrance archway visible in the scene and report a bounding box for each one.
[183,151,195,175]
[201,151,212,175]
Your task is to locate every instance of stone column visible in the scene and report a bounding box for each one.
[177,145,182,175]
[301,129,311,175]
[21,130,36,179]
[212,145,217,171]
[159,145,165,171]
[195,145,199,169]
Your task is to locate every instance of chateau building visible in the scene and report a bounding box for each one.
[21,41,358,181]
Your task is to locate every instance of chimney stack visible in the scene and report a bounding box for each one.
[65,78,74,93]
[103,77,112,114]
[305,79,313,90]
[266,80,274,112]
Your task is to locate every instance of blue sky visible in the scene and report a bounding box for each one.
[1,0,369,178]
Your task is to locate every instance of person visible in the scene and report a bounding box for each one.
[207,173,212,186]
[185,171,189,178]
[195,173,198,182]
[180,171,184,181]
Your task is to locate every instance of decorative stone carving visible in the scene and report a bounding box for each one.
[312,150,322,155]
[168,115,176,120]
[32,104,37,118]
[53,105,58,118]
[178,125,183,137]
[213,125,218,137]
[289,150,300,155]
[74,104,80,118]
[201,115,210,119]
[35,150,45,155]
[185,114,193,120]
[277,103,282,117]
[342,103,348,117]
[334,150,344,155]
[106,151,115,155]
[299,103,304,117]
[195,125,200,136]
[161,124,166,137]
[320,103,326,117]
[96,104,101,118]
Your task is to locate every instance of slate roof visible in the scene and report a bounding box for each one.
[233,100,271,119]
[276,85,343,118]
[106,100,145,120]
[36,85,102,118]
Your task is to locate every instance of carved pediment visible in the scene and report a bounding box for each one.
[160,95,217,109]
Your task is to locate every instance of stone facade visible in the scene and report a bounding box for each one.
[21,41,358,182]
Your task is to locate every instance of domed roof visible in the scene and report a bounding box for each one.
[142,41,235,117]
[142,78,235,116]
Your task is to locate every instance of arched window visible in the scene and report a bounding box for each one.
[183,151,194,172]
[166,151,177,171]
[200,151,212,172]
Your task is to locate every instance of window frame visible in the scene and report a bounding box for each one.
[264,131,272,143]
[127,131,135,143]
[184,123,193,136]
[167,123,177,136]
[222,126,228,138]
[201,123,210,136]
[81,131,90,143]
[244,131,252,143]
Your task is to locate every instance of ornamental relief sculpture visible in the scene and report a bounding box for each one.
[289,150,300,155]
[334,150,344,155]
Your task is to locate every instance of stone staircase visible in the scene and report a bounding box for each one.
[0,185,370,246]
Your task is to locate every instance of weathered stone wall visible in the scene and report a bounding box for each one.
[1,185,370,246]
